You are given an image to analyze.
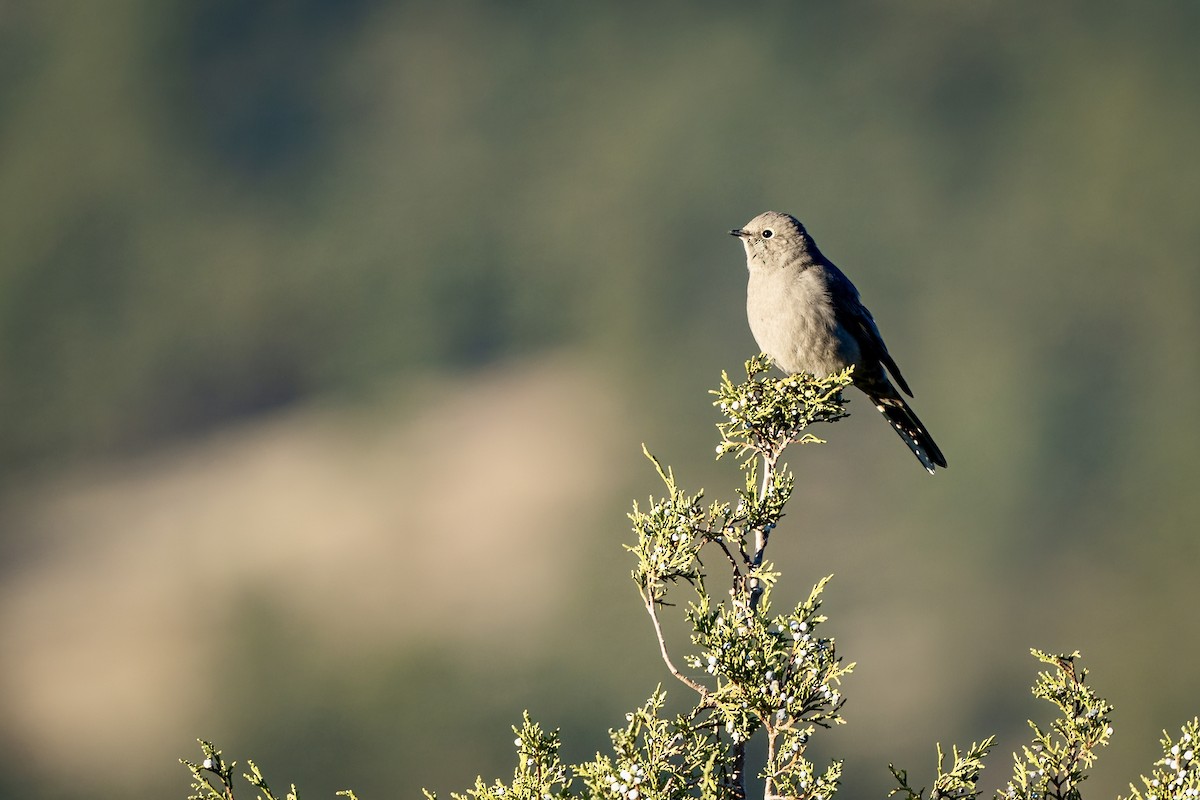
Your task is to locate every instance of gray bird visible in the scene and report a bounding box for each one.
[731,211,947,474]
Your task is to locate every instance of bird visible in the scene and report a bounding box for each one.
[730,211,947,474]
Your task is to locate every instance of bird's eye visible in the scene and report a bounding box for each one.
[761,229,774,239]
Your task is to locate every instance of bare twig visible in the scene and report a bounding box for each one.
[640,583,708,698]
[765,727,778,800]
[710,532,746,575]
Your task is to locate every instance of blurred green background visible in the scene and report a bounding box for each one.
[1,1,1198,798]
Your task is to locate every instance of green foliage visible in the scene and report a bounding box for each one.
[685,576,851,738]
[180,359,1198,800]
[711,358,852,547]
[890,737,997,800]
[1000,650,1115,800]
[1121,719,1200,800]
[422,713,572,800]
[181,739,307,800]
[621,358,858,799]
[886,649,1115,800]
[627,447,715,603]
[712,355,852,464]
[574,690,733,800]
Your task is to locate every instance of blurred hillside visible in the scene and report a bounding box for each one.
[1,2,1198,800]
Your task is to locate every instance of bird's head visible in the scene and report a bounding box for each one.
[729,211,812,270]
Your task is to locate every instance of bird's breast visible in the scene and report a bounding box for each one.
[746,267,860,377]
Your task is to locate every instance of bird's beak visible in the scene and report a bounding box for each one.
[729,229,746,238]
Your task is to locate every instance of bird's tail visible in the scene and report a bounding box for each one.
[870,394,947,474]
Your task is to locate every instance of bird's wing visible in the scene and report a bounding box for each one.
[827,271,914,397]
[854,302,912,396]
